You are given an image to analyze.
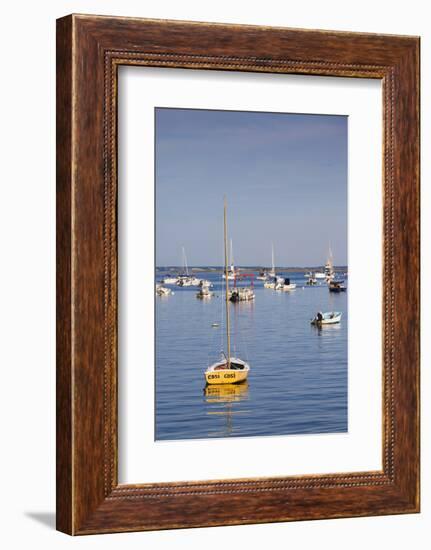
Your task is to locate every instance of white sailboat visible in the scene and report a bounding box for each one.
[222,239,238,280]
[205,198,250,385]
[325,243,335,282]
[176,247,201,286]
[264,244,278,288]
[161,274,179,285]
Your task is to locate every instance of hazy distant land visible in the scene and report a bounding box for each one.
[156,266,348,273]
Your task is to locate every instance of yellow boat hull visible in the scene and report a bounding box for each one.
[205,369,249,385]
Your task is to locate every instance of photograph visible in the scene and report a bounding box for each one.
[155,107,348,440]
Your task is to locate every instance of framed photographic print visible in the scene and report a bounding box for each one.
[56,14,420,534]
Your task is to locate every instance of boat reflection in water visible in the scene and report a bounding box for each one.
[204,382,249,437]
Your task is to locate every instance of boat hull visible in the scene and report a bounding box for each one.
[205,369,249,385]
[281,284,297,291]
[311,312,342,325]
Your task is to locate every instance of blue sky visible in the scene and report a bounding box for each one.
[155,108,347,267]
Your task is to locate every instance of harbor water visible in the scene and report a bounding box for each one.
[155,270,348,440]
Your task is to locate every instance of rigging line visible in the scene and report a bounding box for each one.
[220,263,225,356]
[238,309,250,363]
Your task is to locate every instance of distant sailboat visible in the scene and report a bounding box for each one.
[264,243,278,288]
[222,239,239,280]
[205,198,250,385]
[269,243,276,278]
[177,247,201,286]
[325,243,335,282]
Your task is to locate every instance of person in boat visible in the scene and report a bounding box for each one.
[317,311,323,322]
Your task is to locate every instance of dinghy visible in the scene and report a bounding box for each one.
[156,284,173,296]
[328,280,346,292]
[310,311,342,325]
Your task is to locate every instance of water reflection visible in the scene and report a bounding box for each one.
[204,382,250,437]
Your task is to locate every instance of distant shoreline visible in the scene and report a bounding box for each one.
[156,266,348,273]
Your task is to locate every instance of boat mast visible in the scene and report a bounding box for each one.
[230,239,234,271]
[182,246,189,276]
[328,242,333,270]
[224,198,231,368]
[271,242,275,273]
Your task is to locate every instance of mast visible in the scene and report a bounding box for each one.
[327,242,333,270]
[271,242,275,273]
[224,198,231,367]
[182,246,189,276]
[230,239,234,271]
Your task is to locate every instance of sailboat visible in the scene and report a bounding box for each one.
[205,198,250,386]
[264,243,282,289]
[324,243,335,282]
[222,239,238,280]
[176,247,201,286]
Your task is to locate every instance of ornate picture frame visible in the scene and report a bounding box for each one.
[56,14,420,534]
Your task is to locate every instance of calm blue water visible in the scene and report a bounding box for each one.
[155,270,347,440]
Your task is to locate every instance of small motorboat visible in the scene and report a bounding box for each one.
[310,311,342,325]
[156,284,173,296]
[229,287,255,302]
[328,280,346,292]
[177,275,201,286]
[264,277,277,289]
[275,277,296,291]
[196,283,214,299]
[199,279,213,288]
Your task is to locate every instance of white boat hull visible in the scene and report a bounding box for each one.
[281,283,297,291]
[311,312,342,325]
[161,277,178,284]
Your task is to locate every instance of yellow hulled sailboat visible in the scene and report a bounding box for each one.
[205,198,250,386]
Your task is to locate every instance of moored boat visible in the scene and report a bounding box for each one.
[205,198,250,386]
[205,356,250,385]
[229,273,255,302]
[196,280,214,299]
[264,277,277,289]
[161,275,178,285]
[229,287,255,302]
[176,247,201,286]
[328,280,346,292]
[310,311,342,325]
[156,284,173,296]
[306,274,317,285]
[256,269,268,281]
[325,244,335,282]
[275,277,296,291]
[222,239,239,280]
